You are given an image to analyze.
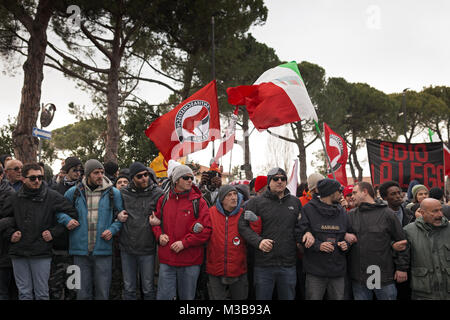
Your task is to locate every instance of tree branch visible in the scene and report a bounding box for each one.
[266,129,297,143]
[47,41,109,74]
[80,21,113,61]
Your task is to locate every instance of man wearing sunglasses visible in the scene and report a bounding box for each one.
[0,163,78,300]
[151,164,212,300]
[238,167,302,300]
[5,160,23,192]
[116,162,163,300]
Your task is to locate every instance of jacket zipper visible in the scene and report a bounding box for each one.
[224,216,228,276]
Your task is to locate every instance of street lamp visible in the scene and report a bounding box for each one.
[402,88,409,142]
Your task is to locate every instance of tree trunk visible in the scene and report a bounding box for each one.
[12,1,53,163]
[350,135,364,182]
[104,62,120,164]
[242,109,253,180]
[295,124,308,183]
[348,152,357,181]
[180,52,198,100]
[103,17,123,164]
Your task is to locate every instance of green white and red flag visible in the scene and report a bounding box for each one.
[226,61,318,130]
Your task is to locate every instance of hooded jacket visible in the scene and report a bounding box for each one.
[0,181,15,267]
[151,185,212,267]
[1,183,78,258]
[402,217,450,300]
[298,197,349,277]
[206,193,247,277]
[119,181,164,256]
[57,176,123,256]
[238,188,302,268]
[347,201,408,285]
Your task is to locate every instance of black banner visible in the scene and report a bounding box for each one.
[367,139,445,191]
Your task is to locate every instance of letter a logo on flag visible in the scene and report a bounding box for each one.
[324,122,348,186]
[145,80,220,160]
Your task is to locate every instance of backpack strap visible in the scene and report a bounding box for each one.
[109,187,119,219]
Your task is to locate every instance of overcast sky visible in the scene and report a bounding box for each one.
[0,0,449,176]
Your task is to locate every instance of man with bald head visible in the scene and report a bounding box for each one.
[5,160,23,191]
[400,198,450,300]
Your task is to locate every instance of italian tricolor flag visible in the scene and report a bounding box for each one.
[227,61,318,129]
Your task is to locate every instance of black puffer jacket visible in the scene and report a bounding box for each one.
[51,178,79,252]
[0,181,15,268]
[238,188,302,267]
[298,198,349,277]
[347,201,408,285]
[1,184,78,258]
[119,182,164,255]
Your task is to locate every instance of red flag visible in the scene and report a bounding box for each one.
[145,80,220,160]
[324,122,348,186]
[213,107,238,163]
[445,144,450,176]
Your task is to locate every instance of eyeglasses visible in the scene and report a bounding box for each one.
[135,172,149,179]
[7,167,22,172]
[272,176,287,182]
[181,176,194,181]
[26,175,44,182]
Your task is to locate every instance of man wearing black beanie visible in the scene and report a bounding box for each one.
[298,178,349,300]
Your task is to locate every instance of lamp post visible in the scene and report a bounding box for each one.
[402,88,409,142]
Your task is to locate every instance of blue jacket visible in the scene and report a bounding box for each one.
[57,178,123,256]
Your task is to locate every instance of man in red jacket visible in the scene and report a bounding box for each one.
[207,185,247,300]
[151,165,212,300]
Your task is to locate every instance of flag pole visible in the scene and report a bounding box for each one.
[314,120,336,180]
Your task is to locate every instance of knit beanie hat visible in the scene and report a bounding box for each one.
[84,159,104,177]
[117,168,130,181]
[429,187,444,201]
[129,161,149,181]
[412,184,428,201]
[218,185,237,204]
[62,156,82,172]
[267,167,287,185]
[307,173,325,191]
[254,176,268,192]
[317,178,342,198]
[167,160,182,178]
[171,165,194,184]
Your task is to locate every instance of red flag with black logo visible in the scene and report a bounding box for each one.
[145,80,220,160]
[324,122,348,186]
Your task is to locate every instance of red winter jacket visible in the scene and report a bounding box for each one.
[152,185,212,267]
[206,194,247,277]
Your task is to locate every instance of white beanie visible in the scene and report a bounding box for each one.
[167,160,182,178]
[171,165,194,184]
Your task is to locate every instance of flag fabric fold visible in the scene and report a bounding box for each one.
[227,61,318,130]
[324,122,348,186]
[145,80,220,160]
[445,144,450,176]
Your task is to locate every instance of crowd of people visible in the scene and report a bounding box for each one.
[0,153,449,300]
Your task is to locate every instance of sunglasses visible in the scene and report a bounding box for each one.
[272,176,287,182]
[181,176,194,181]
[7,167,22,172]
[135,172,149,179]
[27,175,44,182]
